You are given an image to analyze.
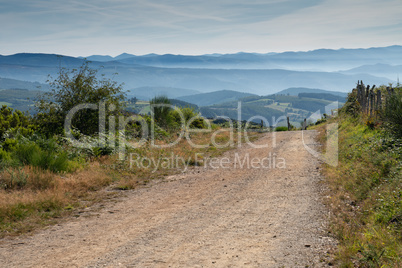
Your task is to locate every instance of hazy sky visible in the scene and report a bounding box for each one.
[1,0,402,57]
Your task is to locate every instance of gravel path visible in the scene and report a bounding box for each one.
[0,130,336,267]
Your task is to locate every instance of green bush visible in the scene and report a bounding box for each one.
[190,118,206,129]
[0,149,12,163]
[0,105,34,138]
[170,107,205,129]
[14,142,70,173]
[341,88,361,116]
[275,126,288,131]
[0,135,73,173]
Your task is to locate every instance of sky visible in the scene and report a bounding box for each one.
[1,0,402,57]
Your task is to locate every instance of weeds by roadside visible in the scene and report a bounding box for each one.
[318,112,401,267]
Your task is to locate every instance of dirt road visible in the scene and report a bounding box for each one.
[0,131,335,267]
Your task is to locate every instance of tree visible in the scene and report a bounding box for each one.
[35,62,125,136]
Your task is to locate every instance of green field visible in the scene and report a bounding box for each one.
[0,101,12,107]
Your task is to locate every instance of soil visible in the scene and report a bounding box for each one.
[0,130,336,267]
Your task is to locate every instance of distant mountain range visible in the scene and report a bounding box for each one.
[81,46,402,71]
[0,46,400,97]
[340,63,402,80]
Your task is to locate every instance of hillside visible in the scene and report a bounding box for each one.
[0,77,48,91]
[200,93,340,126]
[0,88,41,112]
[127,86,200,100]
[274,87,348,97]
[177,90,257,106]
[0,59,391,95]
[340,63,402,80]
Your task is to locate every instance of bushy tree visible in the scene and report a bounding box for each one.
[34,62,125,136]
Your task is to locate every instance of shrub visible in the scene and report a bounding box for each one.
[13,142,70,172]
[0,105,34,139]
[341,88,361,116]
[170,107,205,129]
[275,126,288,131]
[0,149,12,163]
[0,135,73,173]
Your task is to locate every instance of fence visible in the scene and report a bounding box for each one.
[355,80,395,116]
[289,80,398,130]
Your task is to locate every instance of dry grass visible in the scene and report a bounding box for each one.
[0,163,113,237]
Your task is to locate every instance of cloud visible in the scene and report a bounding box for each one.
[0,0,401,56]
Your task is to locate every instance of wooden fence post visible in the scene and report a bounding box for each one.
[370,89,374,116]
[287,117,290,131]
[303,118,307,130]
[376,90,381,111]
[366,85,370,114]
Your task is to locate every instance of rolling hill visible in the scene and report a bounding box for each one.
[0,77,48,91]
[127,86,200,100]
[177,90,257,106]
[199,92,342,126]
[0,59,391,95]
[273,87,348,97]
[340,63,402,80]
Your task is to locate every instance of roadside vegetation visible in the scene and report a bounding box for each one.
[0,63,261,237]
[318,82,401,267]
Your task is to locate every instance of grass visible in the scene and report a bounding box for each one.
[0,102,12,107]
[0,128,263,237]
[318,114,401,267]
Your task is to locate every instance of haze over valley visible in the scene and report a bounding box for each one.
[0,45,400,99]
